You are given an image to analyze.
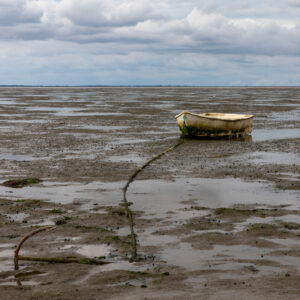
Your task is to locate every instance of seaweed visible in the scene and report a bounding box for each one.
[3,178,41,188]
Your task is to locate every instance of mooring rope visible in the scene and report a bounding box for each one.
[122,138,184,260]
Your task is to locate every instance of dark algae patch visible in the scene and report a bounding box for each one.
[2,178,41,188]
[51,209,63,214]
[282,222,300,230]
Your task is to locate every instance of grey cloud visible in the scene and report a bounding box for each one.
[188,9,300,55]
[0,1,299,58]
[0,0,43,25]
[287,0,300,7]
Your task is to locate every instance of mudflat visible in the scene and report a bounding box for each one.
[0,87,299,299]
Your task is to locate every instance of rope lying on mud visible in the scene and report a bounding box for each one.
[122,138,184,260]
[14,226,110,270]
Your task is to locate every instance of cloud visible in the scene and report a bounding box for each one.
[0,1,298,57]
[287,0,300,7]
[0,0,43,25]
[57,0,164,27]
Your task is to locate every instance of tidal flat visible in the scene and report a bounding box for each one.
[0,87,299,299]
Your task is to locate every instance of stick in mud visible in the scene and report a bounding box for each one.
[122,138,184,260]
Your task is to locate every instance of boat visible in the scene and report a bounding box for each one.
[175,111,254,138]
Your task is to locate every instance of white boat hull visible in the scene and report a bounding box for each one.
[175,111,254,138]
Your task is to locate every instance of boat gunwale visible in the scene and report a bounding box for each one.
[175,111,254,122]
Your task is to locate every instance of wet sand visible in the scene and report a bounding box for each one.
[0,87,299,299]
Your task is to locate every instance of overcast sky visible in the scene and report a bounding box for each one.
[0,0,299,86]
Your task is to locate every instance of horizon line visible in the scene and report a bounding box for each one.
[1,85,300,88]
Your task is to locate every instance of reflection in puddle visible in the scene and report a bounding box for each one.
[75,260,154,284]
[76,244,112,257]
[0,280,38,286]
[129,178,300,217]
[60,243,112,258]
[0,181,123,207]
[0,271,44,286]
[118,227,179,247]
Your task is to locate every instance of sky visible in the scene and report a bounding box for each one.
[0,0,300,86]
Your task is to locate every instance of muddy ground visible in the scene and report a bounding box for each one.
[0,87,299,299]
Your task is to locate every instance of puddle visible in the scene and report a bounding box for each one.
[5,213,29,222]
[60,243,112,258]
[33,216,56,226]
[0,100,17,105]
[0,243,14,249]
[108,153,145,163]
[278,172,300,182]
[160,242,300,273]
[0,114,28,118]
[160,243,270,271]
[214,265,282,280]
[234,214,300,233]
[253,128,300,141]
[55,109,129,117]
[0,248,14,259]
[60,153,96,160]
[0,272,42,286]
[75,260,155,284]
[24,107,57,112]
[0,245,15,272]
[263,238,300,247]
[3,119,48,124]
[0,153,38,161]
[128,178,300,218]
[78,125,129,131]
[0,176,294,222]
[264,254,300,267]
[105,137,150,149]
[118,227,179,247]
[76,244,112,258]
[233,151,300,165]
[270,111,300,122]
[0,181,123,207]
[56,237,82,244]
[0,280,38,286]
